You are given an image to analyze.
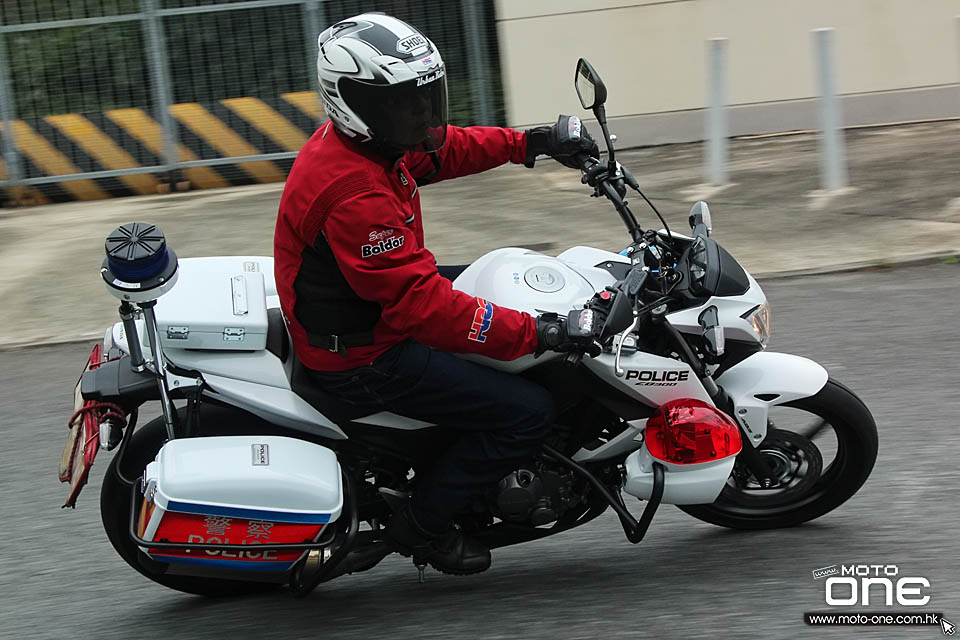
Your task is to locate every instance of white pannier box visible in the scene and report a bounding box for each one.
[138,435,343,571]
[154,259,269,351]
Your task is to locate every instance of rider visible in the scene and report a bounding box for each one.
[274,12,600,575]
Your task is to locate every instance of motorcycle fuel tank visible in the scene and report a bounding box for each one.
[452,246,624,374]
[454,247,620,317]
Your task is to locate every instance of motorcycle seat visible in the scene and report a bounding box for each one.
[265,307,289,362]
[266,307,380,425]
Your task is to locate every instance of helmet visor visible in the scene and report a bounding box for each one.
[340,73,448,152]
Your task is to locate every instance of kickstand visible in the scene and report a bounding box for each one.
[381,488,430,584]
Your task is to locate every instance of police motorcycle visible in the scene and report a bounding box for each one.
[60,59,877,597]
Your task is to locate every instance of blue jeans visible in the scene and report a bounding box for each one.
[309,326,554,534]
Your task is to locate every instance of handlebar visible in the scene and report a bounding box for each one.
[575,153,643,243]
[575,153,635,196]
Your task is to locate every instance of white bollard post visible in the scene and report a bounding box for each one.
[956,16,960,88]
[812,27,848,190]
[705,37,729,185]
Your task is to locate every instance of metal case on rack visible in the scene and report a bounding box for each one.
[154,261,268,351]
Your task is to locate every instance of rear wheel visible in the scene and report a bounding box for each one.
[679,379,878,529]
[100,406,286,596]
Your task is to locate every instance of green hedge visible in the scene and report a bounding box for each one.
[3,0,504,126]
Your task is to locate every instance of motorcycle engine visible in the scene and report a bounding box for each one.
[493,468,565,526]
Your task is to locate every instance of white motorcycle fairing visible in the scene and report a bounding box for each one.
[667,270,767,344]
[613,352,828,505]
[624,446,736,505]
[714,352,829,445]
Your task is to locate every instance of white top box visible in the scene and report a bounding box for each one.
[154,258,269,351]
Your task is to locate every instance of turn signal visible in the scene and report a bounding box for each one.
[645,399,742,464]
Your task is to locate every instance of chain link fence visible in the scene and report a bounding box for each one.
[0,0,504,203]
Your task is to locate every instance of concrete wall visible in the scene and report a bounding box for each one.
[496,0,960,143]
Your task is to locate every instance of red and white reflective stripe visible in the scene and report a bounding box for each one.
[142,509,324,565]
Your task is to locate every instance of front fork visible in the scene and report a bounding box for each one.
[712,389,776,487]
[660,318,776,486]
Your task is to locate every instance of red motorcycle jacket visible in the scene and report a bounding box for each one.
[274,123,540,372]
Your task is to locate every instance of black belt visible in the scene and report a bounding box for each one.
[307,330,375,357]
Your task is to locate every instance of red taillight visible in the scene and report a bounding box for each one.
[645,399,742,464]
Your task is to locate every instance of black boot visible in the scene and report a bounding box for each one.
[384,505,491,575]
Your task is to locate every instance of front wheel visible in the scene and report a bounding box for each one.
[679,379,878,530]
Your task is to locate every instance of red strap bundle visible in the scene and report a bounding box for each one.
[59,344,127,508]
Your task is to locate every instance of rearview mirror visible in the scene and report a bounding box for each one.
[575,58,607,111]
[689,201,713,236]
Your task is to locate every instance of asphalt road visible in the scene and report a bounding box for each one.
[2,263,959,640]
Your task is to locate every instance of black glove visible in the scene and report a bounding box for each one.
[535,309,601,356]
[525,115,600,169]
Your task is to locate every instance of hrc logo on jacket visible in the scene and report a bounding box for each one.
[468,298,494,343]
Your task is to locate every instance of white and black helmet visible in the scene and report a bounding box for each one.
[317,13,448,153]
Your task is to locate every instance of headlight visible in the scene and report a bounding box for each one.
[743,303,772,347]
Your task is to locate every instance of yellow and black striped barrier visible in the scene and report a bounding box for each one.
[1,91,323,206]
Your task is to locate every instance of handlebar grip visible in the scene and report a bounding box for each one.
[621,164,640,190]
